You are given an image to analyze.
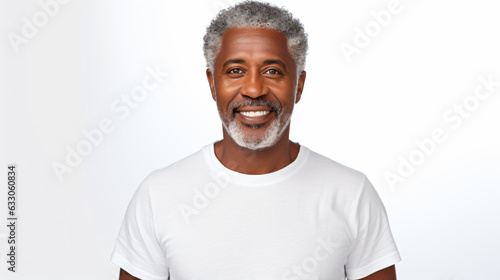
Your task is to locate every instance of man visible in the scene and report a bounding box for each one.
[111,1,401,279]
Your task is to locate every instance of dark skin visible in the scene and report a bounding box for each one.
[119,269,139,280]
[118,27,396,280]
[119,265,396,280]
[207,28,305,175]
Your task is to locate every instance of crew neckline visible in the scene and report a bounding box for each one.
[203,142,309,187]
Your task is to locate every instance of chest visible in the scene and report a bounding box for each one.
[158,186,353,280]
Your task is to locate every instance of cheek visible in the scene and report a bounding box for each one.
[215,97,234,118]
[216,99,228,113]
[268,84,296,101]
[214,81,240,104]
[217,78,242,92]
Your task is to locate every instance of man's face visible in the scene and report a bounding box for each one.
[206,28,306,150]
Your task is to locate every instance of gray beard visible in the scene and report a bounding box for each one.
[222,112,291,150]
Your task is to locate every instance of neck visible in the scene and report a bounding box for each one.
[214,128,300,174]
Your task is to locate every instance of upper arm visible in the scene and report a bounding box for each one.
[119,268,142,280]
[357,265,396,280]
[345,176,401,279]
[110,176,169,279]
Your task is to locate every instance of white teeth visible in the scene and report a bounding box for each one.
[239,111,270,117]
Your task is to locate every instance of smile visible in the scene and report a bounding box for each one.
[239,111,270,117]
[234,108,275,126]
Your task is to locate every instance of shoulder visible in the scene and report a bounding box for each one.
[128,144,213,217]
[132,144,220,206]
[147,144,210,183]
[302,146,368,192]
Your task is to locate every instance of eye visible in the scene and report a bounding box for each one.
[228,68,243,74]
[265,69,281,75]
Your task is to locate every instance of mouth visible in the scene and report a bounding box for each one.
[234,106,275,126]
[239,110,271,117]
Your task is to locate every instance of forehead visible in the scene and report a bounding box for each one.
[216,28,293,66]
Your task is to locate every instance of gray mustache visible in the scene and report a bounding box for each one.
[231,100,281,114]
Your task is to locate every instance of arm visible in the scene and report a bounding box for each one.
[359,265,396,280]
[112,176,169,279]
[119,268,141,280]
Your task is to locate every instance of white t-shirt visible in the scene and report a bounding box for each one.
[111,143,401,280]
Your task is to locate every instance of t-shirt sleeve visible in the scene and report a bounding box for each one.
[345,176,401,279]
[110,176,169,280]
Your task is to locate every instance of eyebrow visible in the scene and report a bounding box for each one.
[222,59,245,68]
[222,59,287,71]
[263,59,287,71]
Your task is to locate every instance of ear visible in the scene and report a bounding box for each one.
[295,70,306,103]
[206,69,216,101]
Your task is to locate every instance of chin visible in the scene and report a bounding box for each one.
[225,116,290,150]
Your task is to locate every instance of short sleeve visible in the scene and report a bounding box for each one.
[345,176,401,279]
[110,176,169,280]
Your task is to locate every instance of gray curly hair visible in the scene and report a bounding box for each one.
[203,0,308,77]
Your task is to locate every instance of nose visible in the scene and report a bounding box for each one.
[240,71,268,99]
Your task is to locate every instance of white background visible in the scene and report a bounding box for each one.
[1,0,499,279]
